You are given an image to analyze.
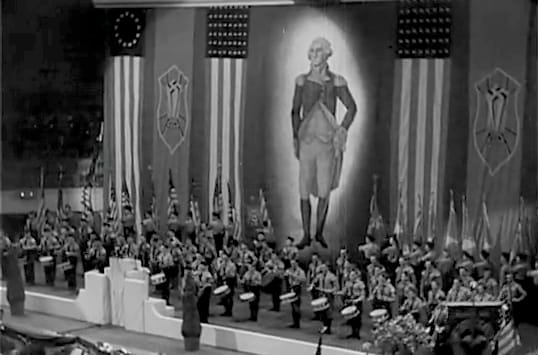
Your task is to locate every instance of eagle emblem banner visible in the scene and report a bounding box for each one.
[473,68,520,176]
[157,65,190,154]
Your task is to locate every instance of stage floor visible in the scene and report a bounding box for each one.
[10,263,538,354]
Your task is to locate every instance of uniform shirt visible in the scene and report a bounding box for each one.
[409,247,423,267]
[321,272,338,297]
[401,296,423,314]
[198,270,214,289]
[421,268,442,292]
[307,261,320,284]
[344,279,366,302]
[20,236,37,251]
[243,269,262,287]
[90,246,107,260]
[396,265,416,285]
[360,243,380,259]
[474,292,495,302]
[63,242,79,256]
[427,289,446,307]
[499,282,526,303]
[159,251,174,268]
[437,256,455,275]
[265,259,285,278]
[287,267,306,287]
[281,246,298,262]
[40,237,60,254]
[372,281,396,302]
[223,261,237,279]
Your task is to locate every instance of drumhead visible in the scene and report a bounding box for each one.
[370,309,388,317]
[214,285,229,294]
[341,306,357,315]
[311,297,328,306]
[280,292,296,299]
[240,292,254,300]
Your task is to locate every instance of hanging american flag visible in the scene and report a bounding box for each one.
[189,194,201,229]
[121,181,132,209]
[81,183,93,221]
[104,9,145,239]
[392,0,452,241]
[367,176,386,245]
[476,200,493,252]
[227,181,241,240]
[206,7,248,229]
[497,303,520,355]
[107,177,120,232]
[393,186,407,247]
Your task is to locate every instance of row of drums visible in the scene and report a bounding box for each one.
[212,285,389,323]
[21,255,74,272]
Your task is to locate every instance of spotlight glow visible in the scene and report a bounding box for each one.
[267,8,367,243]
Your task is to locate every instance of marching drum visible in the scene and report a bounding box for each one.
[341,305,360,320]
[57,261,73,271]
[239,292,255,303]
[311,297,329,312]
[370,309,389,325]
[279,292,298,305]
[150,272,166,285]
[213,285,230,297]
[39,256,53,266]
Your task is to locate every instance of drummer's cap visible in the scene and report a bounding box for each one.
[480,249,490,259]
[426,241,434,249]
[312,251,319,257]
[413,240,422,247]
[287,236,294,242]
[365,235,375,243]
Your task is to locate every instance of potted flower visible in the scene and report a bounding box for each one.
[373,314,434,355]
[181,268,202,351]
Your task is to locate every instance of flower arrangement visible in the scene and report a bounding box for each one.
[373,314,435,354]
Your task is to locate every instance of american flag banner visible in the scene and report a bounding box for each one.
[104,9,145,238]
[497,303,520,355]
[167,170,179,218]
[392,0,452,242]
[206,7,248,228]
[189,194,201,229]
[81,183,93,221]
[107,181,120,233]
[34,166,47,235]
[121,182,132,210]
[227,181,241,240]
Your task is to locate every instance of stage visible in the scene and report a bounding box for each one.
[8,262,538,354]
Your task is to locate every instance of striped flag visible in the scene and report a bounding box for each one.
[392,0,451,241]
[476,200,493,253]
[36,166,47,233]
[189,194,201,229]
[461,195,476,256]
[104,9,145,240]
[81,182,93,223]
[206,7,248,230]
[413,194,423,243]
[121,182,132,210]
[498,303,520,355]
[444,190,459,253]
[108,184,120,232]
[227,181,242,240]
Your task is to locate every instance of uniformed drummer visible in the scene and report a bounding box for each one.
[62,234,79,290]
[285,259,306,328]
[400,286,423,322]
[281,236,298,270]
[265,252,285,312]
[317,264,338,334]
[220,253,237,317]
[196,262,214,323]
[240,261,262,321]
[343,270,365,339]
[19,232,37,285]
[39,228,60,286]
[158,244,175,305]
[370,271,396,317]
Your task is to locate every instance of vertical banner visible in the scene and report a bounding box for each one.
[466,0,529,252]
[151,9,195,228]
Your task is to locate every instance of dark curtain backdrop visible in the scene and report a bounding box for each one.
[239,4,397,258]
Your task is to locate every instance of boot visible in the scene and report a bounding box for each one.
[297,199,311,249]
[315,198,329,248]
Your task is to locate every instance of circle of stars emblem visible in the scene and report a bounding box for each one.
[114,11,142,49]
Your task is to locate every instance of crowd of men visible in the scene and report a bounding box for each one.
[6,204,538,341]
